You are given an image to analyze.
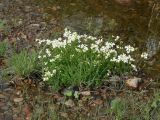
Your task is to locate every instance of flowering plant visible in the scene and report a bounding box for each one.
[36,28,138,90]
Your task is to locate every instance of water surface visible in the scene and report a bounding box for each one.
[37,0,160,79]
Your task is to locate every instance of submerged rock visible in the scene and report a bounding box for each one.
[115,0,134,6]
[146,35,160,58]
[63,12,103,35]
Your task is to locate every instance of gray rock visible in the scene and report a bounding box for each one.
[0,3,4,12]
[64,99,75,107]
[146,35,160,58]
[4,113,12,120]
[24,6,31,12]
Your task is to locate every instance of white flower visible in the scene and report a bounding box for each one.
[80,44,88,52]
[43,77,49,81]
[141,52,148,59]
[44,62,48,65]
[118,54,129,63]
[52,69,56,74]
[50,59,55,62]
[46,49,51,56]
[45,71,53,77]
[115,36,120,41]
[95,38,103,45]
[43,55,46,58]
[125,45,135,53]
[38,55,41,58]
[131,64,137,71]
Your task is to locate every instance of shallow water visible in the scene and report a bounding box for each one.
[37,0,160,79]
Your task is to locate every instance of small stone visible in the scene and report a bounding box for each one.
[52,6,58,11]
[1,106,9,111]
[29,24,40,30]
[60,112,68,118]
[70,3,76,6]
[13,97,23,103]
[64,99,75,107]
[0,3,4,12]
[0,94,6,99]
[126,77,142,88]
[4,113,12,120]
[24,6,31,12]
[0,83,10,90]
[0,113,4,120]
[16,91,21,96]
[80,91,91,96]
[3,88,14,94]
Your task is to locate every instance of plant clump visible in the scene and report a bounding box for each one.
[36,28,140,90]
[8,50,38,78]
[0,40,8,57]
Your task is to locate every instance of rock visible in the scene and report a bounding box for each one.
[24,6,31,12]
[0,3,4,12]
[126,77,142,88]
[70,3,76,6]
[80,91,91,96]
[0,83,10,90]
[60,112,68,118]
[146,36,160,58]
[115,0,133,6]
[28,24,40,30]
[13,97,23,103]
[4,113,12,120]
[64,99,75,107]
[3,88,14,94]
[0,113,4,120]
[1,105,9,111]
[0,94,6,99]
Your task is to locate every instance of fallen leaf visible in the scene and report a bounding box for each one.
[23,104,31,120]
[126,77,142,88]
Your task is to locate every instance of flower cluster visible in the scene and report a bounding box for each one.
[141,52,148,59]
[36,28,138,89]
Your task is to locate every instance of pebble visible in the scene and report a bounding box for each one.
[13,97,23,103]
[24,6,31,12]
[126,77,142,88]
[64,99,75,107]
[29,24,40,30]
[0,3,4,12]
[1,106,9,111]
[0,93,6,99]
[4,113,13,120]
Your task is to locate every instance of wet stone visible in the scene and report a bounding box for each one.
[24,6,31,12]
[0,3,4,12]
[3,88,14,93]
[1,105,9,111]
[0,93,6,99]
[0,113,4,120]
[0,83,10,91]
[4,113,13,120]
